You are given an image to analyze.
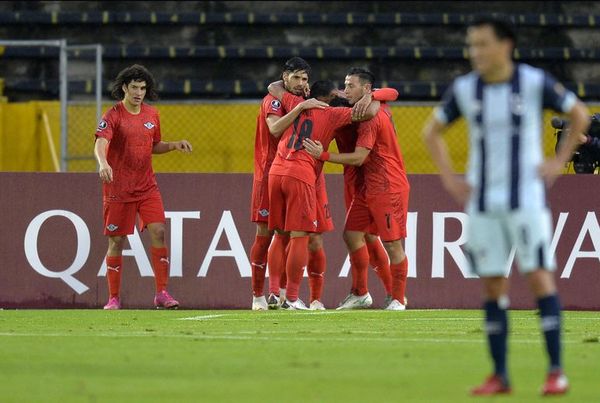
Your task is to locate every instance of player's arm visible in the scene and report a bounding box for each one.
[352,88,398,119]
[302,139,371,166]
[152,140,193,154]
[94,137,112,183]
[267,98,328,138]
[267,80,287,101]
[422,83,471,205]
[352,100,380,122]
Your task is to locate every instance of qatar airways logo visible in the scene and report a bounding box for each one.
[23,210,600,294]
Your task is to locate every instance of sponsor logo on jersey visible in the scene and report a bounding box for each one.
[259,209,269,217]
[270,100,281,111]
[144,122,155,129]
[97,120,108,131]
[313,220,318,227]
[106,224,119,232]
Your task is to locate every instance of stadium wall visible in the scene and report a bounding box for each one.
[4,101,598,173]
[1,172,599,310]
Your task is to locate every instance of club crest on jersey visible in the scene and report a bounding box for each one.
[270,100,281,111]
[259,209,269,217]
[106,224,119,232]
[144,122,155,129]
[97,120,108,131]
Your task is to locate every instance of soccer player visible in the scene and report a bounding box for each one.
[304,68,410,311]
[309,80,399,308]
[422,18,589,396]
[94,64,193,310]
[266,79,380,310]
[249,57,329,310]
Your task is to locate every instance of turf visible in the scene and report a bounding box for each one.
[0,309,598,402]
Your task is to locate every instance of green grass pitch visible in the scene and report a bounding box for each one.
[1,309,598,402]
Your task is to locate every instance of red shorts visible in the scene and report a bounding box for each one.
[315,177,334,233]
[344,179,378,236]
[345,190,409,241]
[250,179,270,223]
[268,174,318,233]
[103,190,166,236]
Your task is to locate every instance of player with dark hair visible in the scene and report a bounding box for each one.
[304,68,410,311]
[309,80,399,308]
[94,64,192,310]
[423,17,590,395]
[266,76,380,310]
[250,57,329,310]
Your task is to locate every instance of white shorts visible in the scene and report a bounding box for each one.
[465,208,556,277]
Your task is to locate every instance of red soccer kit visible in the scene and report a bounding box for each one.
[345,104,410,241]
[95,102,165,236]
[269,92,353,232]
[251,95,285,223]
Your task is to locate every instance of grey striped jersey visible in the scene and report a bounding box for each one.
[434,63,577,214]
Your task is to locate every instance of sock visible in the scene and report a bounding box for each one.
[285,236,309,302]
[484,299,509,381]
[151,246,169,293]
[308,247,326,302]
[250,235,271,297]
[106,255,122,298]
[351,261,359,294]
[350,245,369,296]
[267,234,289,295]
[538,294,562,372]
[367,239,392,295]
[391,258,408,303]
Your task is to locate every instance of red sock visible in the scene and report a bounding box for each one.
[391,257,408,303]
[350,245,369,296]
[268,234,289,295]
[151,246,169,293]
[350,262,359,294]
[308,247,326,302]
[285,236,309,302]
[250,235,271,297]
[367,239,392,295]
[106,255,122,298]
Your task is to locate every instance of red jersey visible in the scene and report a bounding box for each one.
[253,94,285,183]
[270,92,353,185]
[355,104,409,194]
[95,102,161,202]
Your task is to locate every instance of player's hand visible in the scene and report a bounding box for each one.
[300,98,328,111]
[303,83,311,98]
[538,157,566,187]
[174,140,193,153]
[352,91,372,120]
[302,138,324,159]
[441,175,471,206]
[98,163,113,183]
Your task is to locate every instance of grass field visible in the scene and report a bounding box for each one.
[1,309,598,402]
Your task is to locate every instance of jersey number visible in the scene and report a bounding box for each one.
[286,118,313,150]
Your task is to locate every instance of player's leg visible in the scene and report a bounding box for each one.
[510,208,568,395]
[365,233,392,305]
[369,192,408,310]
[266,174,289,308]
[308,182,332,310]
[307,233,326,310]
[337,194,373,309]
[467,213,513,396]
[102,201,136,310]
[280,177,316,310]
[140,192,178,309]
[250,179,273,310]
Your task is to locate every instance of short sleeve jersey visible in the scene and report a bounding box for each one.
[434,63,578,213]
[333,123,360,188]
[269,92,353,185]
[356,103,409,194]
[253,94,285,183]
[95,102,161,202]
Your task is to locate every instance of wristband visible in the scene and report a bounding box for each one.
[320,151,330,161]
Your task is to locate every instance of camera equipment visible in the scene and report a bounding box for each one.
[553,113,600,174]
